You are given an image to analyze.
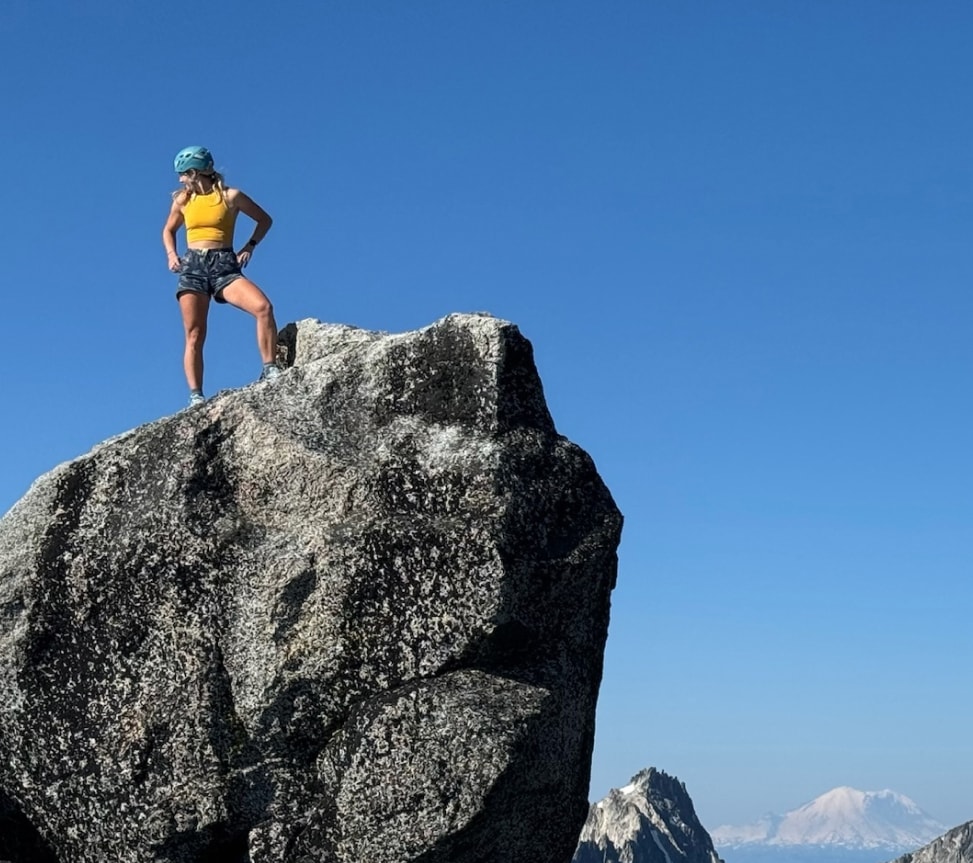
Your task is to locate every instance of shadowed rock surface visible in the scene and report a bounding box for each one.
[0,314,621,863]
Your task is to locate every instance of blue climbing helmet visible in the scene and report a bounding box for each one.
[173,145,214,174]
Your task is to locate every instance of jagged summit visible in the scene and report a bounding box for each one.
[613,767,664,796]
[574,767,723,863]
[713,786,946,851]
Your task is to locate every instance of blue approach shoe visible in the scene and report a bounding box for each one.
[260,363,281,382]
[188,391,206,407]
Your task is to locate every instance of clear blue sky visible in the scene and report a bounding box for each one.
[1,0,971,832]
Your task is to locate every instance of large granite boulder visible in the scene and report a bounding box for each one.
[0,314,622,863]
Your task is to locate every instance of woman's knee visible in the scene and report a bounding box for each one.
[253,297,274,320]
[185,323,207,349]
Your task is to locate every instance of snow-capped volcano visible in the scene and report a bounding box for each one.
[713,786,946,852]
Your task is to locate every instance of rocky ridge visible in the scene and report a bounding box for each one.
[889,821,973,863]
[573,767,723,863]
[0,314,622,863]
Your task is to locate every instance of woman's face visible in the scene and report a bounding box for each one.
[179,170,213,190]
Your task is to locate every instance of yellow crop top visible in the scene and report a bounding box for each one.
[183,191,237,245]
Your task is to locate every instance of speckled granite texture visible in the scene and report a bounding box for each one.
[0,314,621,863]
[891,823,973,863]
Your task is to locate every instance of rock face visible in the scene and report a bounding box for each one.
[890,822,973,863]
[0,314,622,863]
[573,767,724,863]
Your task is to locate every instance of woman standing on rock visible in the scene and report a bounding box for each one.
[162,145,280,407]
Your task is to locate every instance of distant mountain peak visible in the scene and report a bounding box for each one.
[574,767,723,863]
[712,786,947,851]
[617,766,658,792]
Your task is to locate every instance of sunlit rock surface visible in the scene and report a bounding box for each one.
[890,822,973,863]
[0,314,622,863]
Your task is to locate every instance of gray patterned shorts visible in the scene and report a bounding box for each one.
[175,248,243,303]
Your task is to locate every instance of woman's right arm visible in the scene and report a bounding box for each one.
[162,197,185,272]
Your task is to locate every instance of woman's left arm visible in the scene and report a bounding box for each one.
[229,188,273,266]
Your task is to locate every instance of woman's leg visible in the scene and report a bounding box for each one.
[218,277,278,364]
[178,291,211,391]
